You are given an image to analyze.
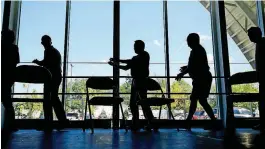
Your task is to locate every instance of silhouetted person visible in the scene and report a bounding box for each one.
[176,33,217,130]
[108,40,154,131]
[1,29,20,132]
[248,27,265,132]
[32,35,68,130]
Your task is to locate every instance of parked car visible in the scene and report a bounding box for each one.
[233,107,252,118]
[193,111,207,120]
[66,113,79,120]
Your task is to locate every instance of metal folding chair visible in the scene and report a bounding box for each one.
[226,71,261,131]
[83,77,127,133]
[12,65,53,127]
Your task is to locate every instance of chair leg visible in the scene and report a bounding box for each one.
[88,103,94,134]
[120,104,127,132]
[159,106,162,120]
[83,97,89,132]
[168,104,178,131]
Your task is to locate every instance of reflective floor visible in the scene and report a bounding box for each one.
[3,129,265,149]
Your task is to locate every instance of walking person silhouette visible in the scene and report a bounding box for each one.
[1,29,20,132]
[176,33,217,130]
[248,27,265,132]
[108,40,154,131]
[32,35,69,130]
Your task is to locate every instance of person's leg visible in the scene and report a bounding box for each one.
[186,96,198,121]
[2,83,16,131]
[51,78,67,122]
[139,89,154,121]
[199,99,216,120]
[130,80,139,129]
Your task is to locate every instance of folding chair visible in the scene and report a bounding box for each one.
[226,71,261,131]
[83,77,127,133]
[12,65,53,127]
[136,78,179,131]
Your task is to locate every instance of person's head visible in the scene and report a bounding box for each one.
[248,27,262,43]
[134,40,145,54]
[187,33,200,49]
[2,29,15,43]
[41,35,52,48]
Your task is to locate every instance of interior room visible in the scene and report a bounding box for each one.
[1,0,265,149]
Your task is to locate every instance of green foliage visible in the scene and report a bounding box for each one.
[14,77,259,119]
[14,84,42,119]
[232,84,259,111]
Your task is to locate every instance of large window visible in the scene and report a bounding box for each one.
[168,1,218,119]
[224,0,259,118]
[13,1,66,119]
[120,1,166,119]
[67,1,113,120]
[7,1,264,123]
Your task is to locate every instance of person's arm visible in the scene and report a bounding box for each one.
[118,64,130,70]
[108,61,131,70]
[180,65,189,75]
[33,51,46,66]
[110,58,131,64]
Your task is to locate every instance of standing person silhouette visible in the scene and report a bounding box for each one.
[108,40,154,131]
[248,27,265,132]
[32,35,68,130]
[1,29,20,132]
[176,33,217,130]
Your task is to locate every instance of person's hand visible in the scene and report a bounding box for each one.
[32,59,38,64]
[108,61,117,67]
[108,61,114,66]
[180,66,187,73]
[175,73,184,81]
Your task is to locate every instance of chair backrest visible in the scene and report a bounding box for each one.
[86,77,114,90]
[145,78,163,91]
[229,71,257,85]
[14,65,52,84]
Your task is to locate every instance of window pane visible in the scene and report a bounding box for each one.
[224,0,258,75]
[120,1,165,77]
[120,1,165,120]
[168,1,218,116]
[14,102,44,119]
[68,1,113,77]
[66,1,113,119]
[18,2,66,62]
[15,2,66,94]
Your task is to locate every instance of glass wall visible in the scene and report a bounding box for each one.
[224,0,259,118]
[13,1,66,119]
[168,1,218,119]
[5,0,264,123]
[67,1,113,120]
[120,1,166,119]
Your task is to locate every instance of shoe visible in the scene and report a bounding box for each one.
[153,127,159,132]
[56,119,70,131]
[36,127,53,132]
[185,120,192,131]
[204,120,222,131]
[143,125,152,132]
[130,125,140,132]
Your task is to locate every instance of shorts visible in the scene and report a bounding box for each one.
[191,73,212,100]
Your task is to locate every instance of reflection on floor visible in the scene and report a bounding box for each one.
[3,129,265,149]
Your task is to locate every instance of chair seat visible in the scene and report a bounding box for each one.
[89,97,124,105]
[137,97,174,106]
[228,93,260,102]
